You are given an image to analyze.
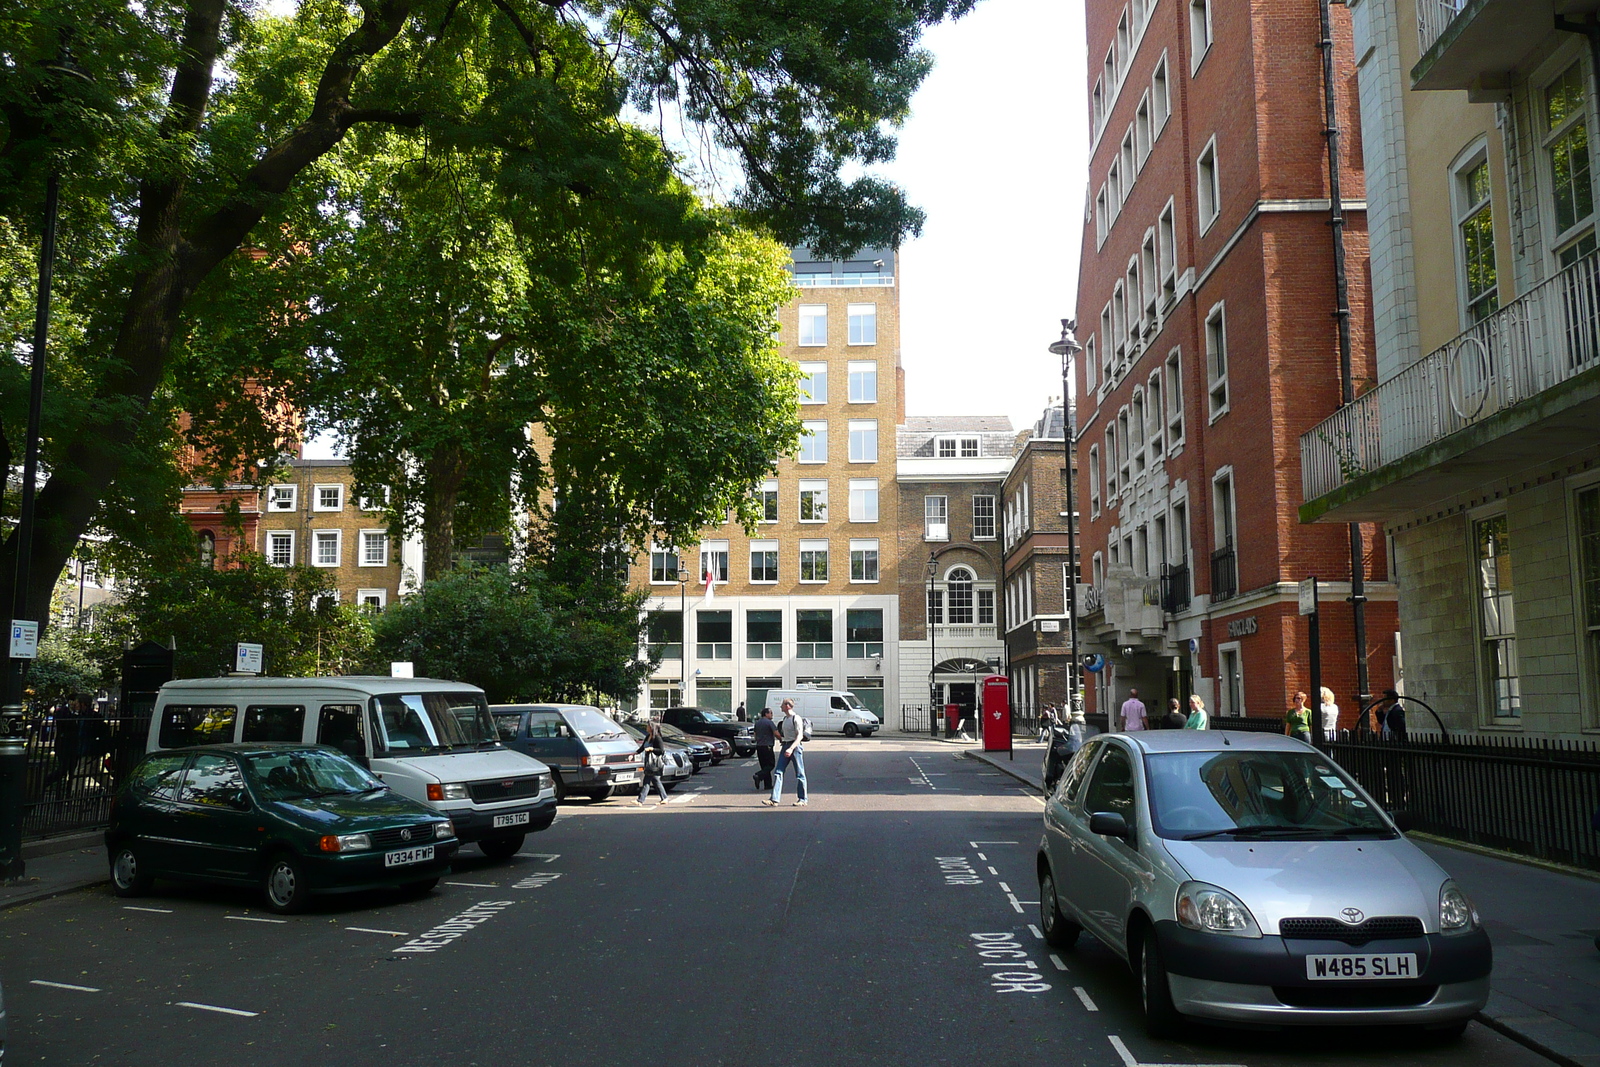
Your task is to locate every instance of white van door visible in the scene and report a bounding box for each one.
[806,693,840,734]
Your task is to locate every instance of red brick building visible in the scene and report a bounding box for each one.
[1071,0,1397,726]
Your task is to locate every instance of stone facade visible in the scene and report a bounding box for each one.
[1001,406,1076,718]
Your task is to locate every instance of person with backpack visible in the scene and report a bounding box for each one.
[763,698,809,807]
[634,719,670,807]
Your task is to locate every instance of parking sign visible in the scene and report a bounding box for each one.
[235,642,264,674]
[9,620,39,659]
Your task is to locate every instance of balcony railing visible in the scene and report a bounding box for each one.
[1301,250,1600,503]
[791,273,895,288]
[1211,542,1237,603]
[933,624,997,641]
[1416,0,1466,58]
[1161,562,1192,614]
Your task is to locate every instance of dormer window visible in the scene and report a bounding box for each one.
[936,436,980,458]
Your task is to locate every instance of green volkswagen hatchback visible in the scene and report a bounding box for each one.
[106,743,459,913]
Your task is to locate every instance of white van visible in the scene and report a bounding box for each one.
[762,688,881,737]
[148,676,555,860]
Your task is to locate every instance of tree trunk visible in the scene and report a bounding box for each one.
[421,445,469,579]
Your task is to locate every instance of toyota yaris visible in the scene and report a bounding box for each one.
[1037,731,1491,1037]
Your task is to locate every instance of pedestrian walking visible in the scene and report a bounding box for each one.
[1184,694,1209,730]
[752,707,778,791]
[736,702,747,723]
[634,719,670,807]
[1120,688,1147,732]
[763,698,808,807]
[1285,691,1314,743]
[1037,703,1058,744]
[1164,698,1185,729]
[44,693,100,794]
[1319,686,1340,742]
[1381,689,1407,741]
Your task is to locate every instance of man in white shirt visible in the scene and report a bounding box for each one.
[1120,689,1147,732]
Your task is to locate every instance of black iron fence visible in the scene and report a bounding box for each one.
[18,710,150,840]
[1086,712,1286,733]
[1327,732,1600,871]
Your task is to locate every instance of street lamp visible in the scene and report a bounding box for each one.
[676,566,691,706]
[1048,319,1084,719]
[926,550,939,736]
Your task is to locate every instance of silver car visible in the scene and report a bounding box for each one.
[1037,731,1491,1036]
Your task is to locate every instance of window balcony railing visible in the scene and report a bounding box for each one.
[1210,542,1237,603]
[792,273,895,288]
[1161,562,1192,614]
[1416,0,1465,58]
[1301,250,1600,504]
[933,624,997,641]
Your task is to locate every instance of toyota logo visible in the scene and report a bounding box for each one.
[400,828,412,842]
[1340,907,1365,924]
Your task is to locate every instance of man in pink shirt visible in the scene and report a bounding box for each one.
[1120,689,1147,732]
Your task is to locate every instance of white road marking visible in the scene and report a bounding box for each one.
[1050,955,1070,972]
[345,926,408,936]
[907,757,938,790]
[976,853,988,861]
[224,915,286,924]
[998,882,1011,893]
[1073,986,1096,1009]
[1027,924,1043,939]
[445,881,498,888]
[969,840,1018,846]
[1020,788,1045,805]
[177,1001,260,1017]
[1107,1035,1243,1067]
[987,866,999,875]
[122,906,172,914]
[1008,898,1025,913]
[693,786,712,791]
[519,853,560,863]
[31,980,100,993]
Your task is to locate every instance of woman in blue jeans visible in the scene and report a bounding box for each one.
[634,720,669,807]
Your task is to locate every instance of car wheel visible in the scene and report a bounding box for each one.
[587,786,616,802]
[551,772,569,801]
[401,877,439,898]
[109,842,153,898]
[843,723,859,738]
[1139,931,1184,1039]
[262,852,310,914]
[1038,869,1080,949]
[479,834,525,862]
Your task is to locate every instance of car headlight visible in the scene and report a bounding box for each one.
[1175,881,1262,938]
[434,821,454,840]
[1439,879,1478,934]
[441,783,469,800]
[319,833,372,853]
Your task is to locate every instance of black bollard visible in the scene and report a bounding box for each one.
[0,705,25,880]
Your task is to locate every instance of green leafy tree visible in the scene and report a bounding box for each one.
[1,0,966,675]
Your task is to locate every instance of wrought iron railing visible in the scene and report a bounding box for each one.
[1302,250,1600,502]
[20,711,152,840]
[1210,542,1237,602]
[1161,561,1191,613]
[1416,0,1467,58]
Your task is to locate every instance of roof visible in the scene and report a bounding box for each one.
[159,676,482,696]
[901,416,1014,433]
[1113,730,1310,754]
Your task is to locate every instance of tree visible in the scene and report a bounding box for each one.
[371,563,654,703]
[1,0,968,676]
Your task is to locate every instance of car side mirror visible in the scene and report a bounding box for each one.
[556,724,571,738]
[1089,811,1132,840]
[1389,810,1415,832]
[226,788,252,811]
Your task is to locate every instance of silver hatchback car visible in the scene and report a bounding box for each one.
[1037,730,1491,1036]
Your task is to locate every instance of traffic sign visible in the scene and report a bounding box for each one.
[1298,578,1318,616]
[235,642,264,674]
[9,620,38,660]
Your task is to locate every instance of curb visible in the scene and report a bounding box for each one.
[967,749,1044,792]
[0,875,106,913]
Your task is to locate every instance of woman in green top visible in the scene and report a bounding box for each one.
[1285,690,1313,742]
[1184,694,1209,730]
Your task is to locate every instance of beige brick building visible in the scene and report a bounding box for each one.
[630,248,903,720]
[256,460,412,609]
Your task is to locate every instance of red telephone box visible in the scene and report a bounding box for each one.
[982,675,1011,752]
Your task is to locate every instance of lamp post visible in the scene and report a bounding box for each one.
[676,566,691,706]
[1048,320,1084,719]
[926,550,938,736]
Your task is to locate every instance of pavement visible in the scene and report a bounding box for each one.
[970,743,1600,1067]
[0,831,107,911]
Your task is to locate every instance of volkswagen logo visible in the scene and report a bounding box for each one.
[1340,907,1365,924]
[400,828,412,842]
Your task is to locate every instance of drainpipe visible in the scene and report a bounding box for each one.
[1556,16,1600,120]
[1318,0,1371,711]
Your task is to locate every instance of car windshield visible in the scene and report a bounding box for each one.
[370,692,496,752]
[838,693,867,713]
[563,707,628,741]
[243,749,382,801]
[658,723,695,743]
[1144,750,1394,840]
[696,710,727,723]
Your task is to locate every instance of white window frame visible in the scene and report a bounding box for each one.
[798,304,827,346]
[1450,137,1499,328]
[1147,369,1165,461]
[699,540,730,584]
[760,479,779,524]
[848,479,880,523]
[848,360,878,403]
[1104,423,1118,499]
[798,362,828,405]
[1089,444,1102,517]
[798,539,830,584]
[849,539,880,584]
[1152,52,1170,133]
[1536,55,1599,265]
[267,485,298,512]
[358,487,390,512]
[1158,199,1177,304]
[1212,466,1238,553]
[1165,346,1186,446]
[313,484,344,512]
[356,588,388,610]
[799,420,828,463]
[312,529,341,568]
[1085,335,1098,392]
[1135,92,1151,171]
[1205,302,1229,419]
[1190,0,1212,73]
[972,494,997,541]
[749,540,779,584]
[799,480,829,523]
[649,547,681,584]
[1130,388,1147,477]
[1096,185,1110,246]
[924,495,949,541]
[847,303,877,346]
[848,420,878,463]
[359,529,389,567]
[266,530,295,567]
[1197,137,1220,233]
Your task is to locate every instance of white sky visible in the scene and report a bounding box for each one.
[302,0,1088,458]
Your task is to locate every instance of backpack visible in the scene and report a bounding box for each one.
[801,717,814,742]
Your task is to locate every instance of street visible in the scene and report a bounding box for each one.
[0,739,1551,1066]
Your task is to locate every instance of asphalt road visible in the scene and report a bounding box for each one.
[0,739,1555,1066]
